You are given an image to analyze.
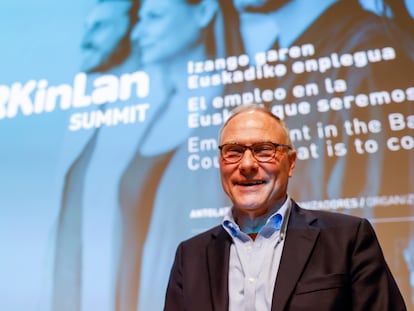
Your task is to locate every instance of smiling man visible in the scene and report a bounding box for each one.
[164,104,406,311]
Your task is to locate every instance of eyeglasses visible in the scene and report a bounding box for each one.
[219,142,293,163]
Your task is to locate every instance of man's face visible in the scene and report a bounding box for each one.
[80,2,131,73]
[131,0,203,65]
[219,110,296,218]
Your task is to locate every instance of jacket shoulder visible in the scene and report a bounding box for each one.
[292,201,367,229]
[180,225,227,247]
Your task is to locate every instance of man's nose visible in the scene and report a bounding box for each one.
[239,149,259,173]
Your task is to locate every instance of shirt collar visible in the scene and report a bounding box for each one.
[222,196,291,241]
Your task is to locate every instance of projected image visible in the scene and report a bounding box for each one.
[52,0,229,310]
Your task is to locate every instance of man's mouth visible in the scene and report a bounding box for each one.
[236,181,266,187]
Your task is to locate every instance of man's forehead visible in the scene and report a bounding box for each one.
[228,109,274,125]
[220,110,282,141]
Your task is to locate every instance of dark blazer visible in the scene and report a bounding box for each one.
[164,201,406,310]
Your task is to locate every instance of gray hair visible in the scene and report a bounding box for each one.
[219,104,295,150]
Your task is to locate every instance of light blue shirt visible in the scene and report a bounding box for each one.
[222,197,291,311]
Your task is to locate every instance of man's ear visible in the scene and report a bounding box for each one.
[194,0,219,28]
[288,150,296,177]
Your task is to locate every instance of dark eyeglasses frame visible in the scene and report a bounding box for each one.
[218,142,293,163]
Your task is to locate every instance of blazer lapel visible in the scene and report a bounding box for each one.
[272,202,320,311]
[207,228,232,311]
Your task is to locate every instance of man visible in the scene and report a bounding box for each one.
[164,104,406,310]
[217,1,414,304]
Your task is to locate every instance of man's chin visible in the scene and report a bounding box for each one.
[234,201,266,215]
